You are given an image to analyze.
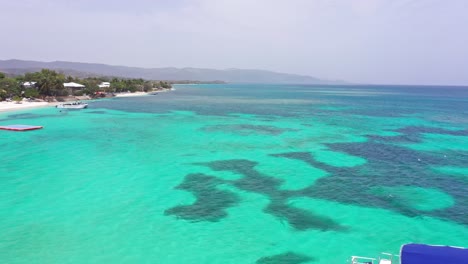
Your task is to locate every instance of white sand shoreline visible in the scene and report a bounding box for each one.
[114,88,174,98]
[0,88,174,113]
[0,101,60,113]
[114,92,150,97]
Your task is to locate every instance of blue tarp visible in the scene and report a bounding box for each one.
[401,243,468,264]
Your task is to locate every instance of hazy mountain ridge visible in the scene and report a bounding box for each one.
[0,59,345,84]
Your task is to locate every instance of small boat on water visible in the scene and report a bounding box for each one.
[0,124,43,131]
[56,101,88,109]
[350,243,467,264]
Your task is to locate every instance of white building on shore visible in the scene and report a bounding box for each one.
[64,82,86,94]
[98,82,110,89]
[21,82,37,88]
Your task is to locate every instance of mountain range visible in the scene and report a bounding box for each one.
[0,59,345,84]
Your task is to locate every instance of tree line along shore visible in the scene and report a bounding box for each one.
[0,69,173,102]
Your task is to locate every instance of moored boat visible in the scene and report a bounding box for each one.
[56,101,88,109]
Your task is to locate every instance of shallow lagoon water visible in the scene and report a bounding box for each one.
[0,84,467,263]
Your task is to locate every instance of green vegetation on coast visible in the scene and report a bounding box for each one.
[0,69,172,101]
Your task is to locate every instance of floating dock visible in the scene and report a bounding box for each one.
[0,125,43,131]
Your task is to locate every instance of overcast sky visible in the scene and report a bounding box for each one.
[1,0,467,85]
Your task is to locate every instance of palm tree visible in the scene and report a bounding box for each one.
[37,69,65,97]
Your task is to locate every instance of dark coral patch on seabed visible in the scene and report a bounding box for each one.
[166,123,468,228]
[368,126,468,143]
[86,110,107,114]
[164,173,240,222]
[166,160,346,231]
[273,128,468,225]
[265,203,346,231]
[395,126,468,136]
[256,252,315,264]
[201,124,299,135]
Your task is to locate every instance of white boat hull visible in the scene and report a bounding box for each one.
[56,103,88,109]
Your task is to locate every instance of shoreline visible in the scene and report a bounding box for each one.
[114,92,150,98]
[0,88,175,114]
[0,101,60,113]
[114,88,175,98]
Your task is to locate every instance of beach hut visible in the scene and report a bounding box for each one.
[63,82,86,94]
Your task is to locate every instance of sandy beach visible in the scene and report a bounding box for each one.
[114,92,150,97]
[0,101,56,113]
[114,89,174,98]
[0,89,174,112]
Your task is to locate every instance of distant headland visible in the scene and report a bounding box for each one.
[0,59,346,85]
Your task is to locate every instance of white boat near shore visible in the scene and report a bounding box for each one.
[56,101,88,109]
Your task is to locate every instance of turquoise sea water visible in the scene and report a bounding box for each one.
[0,84,467,263]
